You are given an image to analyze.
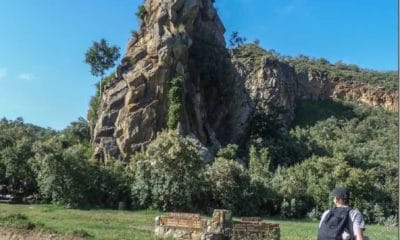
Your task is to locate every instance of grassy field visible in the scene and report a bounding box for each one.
[0,204,397,240]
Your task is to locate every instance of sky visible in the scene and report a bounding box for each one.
[0,0,397,130]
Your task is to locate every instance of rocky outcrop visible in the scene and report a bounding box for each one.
[332,82,398,111]
[91,0,251,161]
[297,69,398,111]
[91,1,397,162]
[242,57,297,127]
[232,52,398,128]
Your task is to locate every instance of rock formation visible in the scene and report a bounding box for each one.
[91,0,251,161]
[90,0,398,162]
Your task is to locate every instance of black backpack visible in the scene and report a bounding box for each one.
[317,207,352,240]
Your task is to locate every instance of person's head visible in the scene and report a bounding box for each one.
[331,187,350,206]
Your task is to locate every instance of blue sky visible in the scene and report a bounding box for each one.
[0,0,397,130]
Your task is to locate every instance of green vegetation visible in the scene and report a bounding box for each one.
[234,43,398,89]
[1,99,397,222]
[85,39,120,79]
[130,130,206,211]
[252,100,398,221]
[135,5,147,20]
[0,204,396,240]
[0,118,55,198]
[0,117,131,209]
[288,56,398,89]
[85,38,120,123]
[206,152,251,215]
[0,204,166,240]
[167,76,184,129]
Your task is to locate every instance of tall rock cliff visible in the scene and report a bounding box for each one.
[91,1,398,162]
[232,45,398,129]
[91,0,251,161]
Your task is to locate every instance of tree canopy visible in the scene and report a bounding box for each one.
[85,38,120,78]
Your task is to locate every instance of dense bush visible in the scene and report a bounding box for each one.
[0,96,396,220]
[31,138,93,207]
[205,156,251,215]
[130,130,206,211]
[0,118,55,197]
[266,100,398,218]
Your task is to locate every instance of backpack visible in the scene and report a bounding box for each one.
[318,207,352,240]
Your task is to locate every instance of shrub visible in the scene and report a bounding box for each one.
[205,157,251,215]
[135,5,147,20]
[89,159,132,208]
[307,207,322,221]
[280,199,290,219]
[167,76,184,129]
[216,144,238,160]
[130,130,206,211]
[249,145,272,179]
[0,118,54,197]
[31,138,93,207]
[384,215,398,230]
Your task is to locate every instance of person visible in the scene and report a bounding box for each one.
[318,187,367,240]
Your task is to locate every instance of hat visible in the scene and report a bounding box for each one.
[331,187,350,200]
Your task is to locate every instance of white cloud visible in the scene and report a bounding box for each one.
[276,0,311,16]
[18,73,37,81]
[0,68,7,79]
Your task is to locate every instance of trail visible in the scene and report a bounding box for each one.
[0,228,81,240]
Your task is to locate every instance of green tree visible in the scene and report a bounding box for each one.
[62,117,90,144]
[249,145,272,179]
[229,31,246,48]
[206,157,251,215]
[85,39,120,96]
[0,118,55,197]
[31,137,91,207]
[130,130,206,211]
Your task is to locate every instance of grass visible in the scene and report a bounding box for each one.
[0,204,397,240]
[0,204,165,240]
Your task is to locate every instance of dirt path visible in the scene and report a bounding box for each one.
[0,228,82,240]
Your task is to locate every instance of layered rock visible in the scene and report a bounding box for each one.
[332,82,398,111]
[91,1,398,162]
[91,0,251,161]
[232,51,398,129]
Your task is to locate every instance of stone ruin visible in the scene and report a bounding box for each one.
[155,209,280,240]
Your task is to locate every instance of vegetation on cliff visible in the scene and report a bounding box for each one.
[167,76,184,129]
[1,0,397,227]
[234,43,398,89]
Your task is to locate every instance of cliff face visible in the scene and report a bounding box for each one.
[331,82,398,111]
[91,1,398,162]
[92,0,251,161]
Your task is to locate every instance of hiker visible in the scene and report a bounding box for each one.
[318,187,367,240]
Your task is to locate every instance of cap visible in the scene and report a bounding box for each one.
[331,187,350,200]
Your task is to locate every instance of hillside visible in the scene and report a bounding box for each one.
[0,0,398,229]
[89,0,398,163]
